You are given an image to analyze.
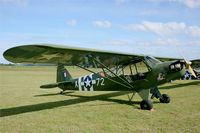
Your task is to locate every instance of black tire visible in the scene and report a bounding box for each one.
[159,94,170,103]
[140,100,153,110]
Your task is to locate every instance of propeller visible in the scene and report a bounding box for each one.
[185,60,197,78]
[175,44,197,78]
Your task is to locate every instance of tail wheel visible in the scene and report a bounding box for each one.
[159,94,170,103]
[140,100,153,110]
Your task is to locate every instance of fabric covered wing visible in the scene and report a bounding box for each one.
[3,44,143,67]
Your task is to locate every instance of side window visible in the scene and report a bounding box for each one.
[123,65,131,75]
[121,61,149,75]
[135,62,149,74]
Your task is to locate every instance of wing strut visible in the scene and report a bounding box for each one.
[75,55,136,91]
[76,64,132,89]
[91,56,135,90]
[127,92,136,102]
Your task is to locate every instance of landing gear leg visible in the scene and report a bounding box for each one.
[150,87,162,99]
[138,89,153,110]
[150,87,171,103]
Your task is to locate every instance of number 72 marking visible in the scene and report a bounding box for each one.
[96,78,105,86]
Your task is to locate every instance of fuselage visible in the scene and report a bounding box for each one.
[59,59,186,92]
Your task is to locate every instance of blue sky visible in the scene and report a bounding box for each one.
[0,0,200,63]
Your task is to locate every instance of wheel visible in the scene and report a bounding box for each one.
[159,94,170,103]
[140,100,153,110]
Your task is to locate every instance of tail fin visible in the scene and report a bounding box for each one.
[57,64,72,83]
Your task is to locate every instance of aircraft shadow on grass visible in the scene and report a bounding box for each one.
[159,81,200,90]
[0,91,142,118]
[1,81,199,117]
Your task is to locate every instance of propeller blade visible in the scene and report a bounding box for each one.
[188,65,197,78]
[175,45,197,78]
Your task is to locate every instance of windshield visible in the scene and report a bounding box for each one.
[144,56,161,68]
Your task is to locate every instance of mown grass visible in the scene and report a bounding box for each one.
[0,66,200,133]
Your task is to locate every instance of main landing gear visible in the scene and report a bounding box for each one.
[140,94,170,110]
[150,87,171,103]
[159,94,170,103]
[140,100,153,110]
[139,87,171,110]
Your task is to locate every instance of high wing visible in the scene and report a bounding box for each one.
[3,44,145,67]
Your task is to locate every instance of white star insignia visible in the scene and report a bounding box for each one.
[38,53,60,60]
[85,78,91,87]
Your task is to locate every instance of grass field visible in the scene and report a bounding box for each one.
[0,66,200,133]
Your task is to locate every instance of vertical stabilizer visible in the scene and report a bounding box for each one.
[57,64,72,82]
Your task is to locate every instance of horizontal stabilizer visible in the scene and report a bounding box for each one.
[40,81,72,89]
[40,83,58,89]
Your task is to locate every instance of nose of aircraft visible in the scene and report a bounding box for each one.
[169,60,197,78]
[184,60,197,78]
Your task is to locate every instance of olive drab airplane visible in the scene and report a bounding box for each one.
[3,44,197,110]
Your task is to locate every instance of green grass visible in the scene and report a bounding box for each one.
[0,66,200,133]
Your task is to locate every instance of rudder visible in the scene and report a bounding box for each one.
[57,64,72,82]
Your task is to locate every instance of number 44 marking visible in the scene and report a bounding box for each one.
[96,78,105,86]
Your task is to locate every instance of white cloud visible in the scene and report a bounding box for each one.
[133,38,200,59]
[123,21,200,37]
[153,38,181,45]
[67,19,77,27]
[181,0,200,8]
[92,20,112,28]
[187,26,200,37]
[143,21,186,36]
[147,0,200,8]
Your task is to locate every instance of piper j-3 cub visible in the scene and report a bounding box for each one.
[3,44,197,110]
